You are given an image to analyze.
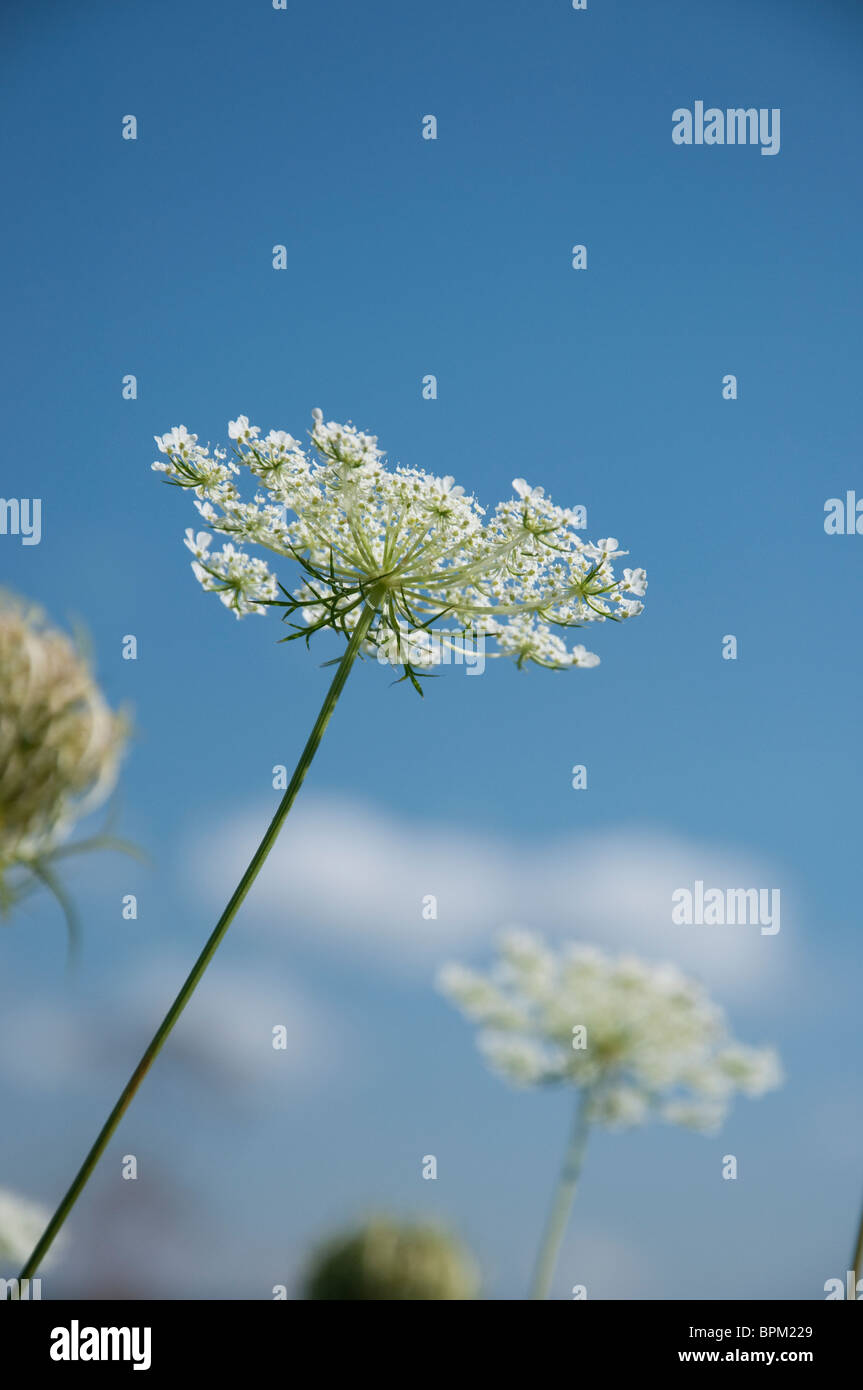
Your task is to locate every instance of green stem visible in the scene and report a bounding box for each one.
[851,1195,863,1287]
[15,603,376,1286]
[528,1092,592,1301]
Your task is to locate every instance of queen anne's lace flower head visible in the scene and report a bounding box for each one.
[438,931,782,1133]
[153,412,647,685]
[0,594,128,874]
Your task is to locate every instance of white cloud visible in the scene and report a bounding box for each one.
[128,960,341,1088]
[0,962,342,1094]
[188,795,799,998]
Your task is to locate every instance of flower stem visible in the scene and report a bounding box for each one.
[16,603,376,1284]
[528,1093,592,1300]
[851,1193,863,1288]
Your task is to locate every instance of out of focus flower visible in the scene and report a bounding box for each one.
[0,592,129,943]
[440,931,782,1299]
[301,1217,480,1301]
[439,929,782,1133]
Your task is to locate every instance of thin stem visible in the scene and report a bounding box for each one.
[851,1194,863,1285]
[528,1092,592,1301]
[15,603,376,1286]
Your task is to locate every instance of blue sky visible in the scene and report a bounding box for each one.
[1,0,861,1298]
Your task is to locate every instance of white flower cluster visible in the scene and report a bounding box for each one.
[438,931,782,1132]
[152,412,646,675]
[0,1186,56,1267]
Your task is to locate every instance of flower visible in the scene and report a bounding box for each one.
[0,593,128,875]
[0,1186,60,1268]
[152,411,646,676]
[622,567,648,597]
[301,1217,479,1300]
[438,930,782,1133]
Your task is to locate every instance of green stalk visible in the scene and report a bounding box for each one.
[851,1195,863,1289]
[15,603,376,1285]
[528,1093,592,1301]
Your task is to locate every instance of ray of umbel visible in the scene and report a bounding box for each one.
[16,412,647,1283]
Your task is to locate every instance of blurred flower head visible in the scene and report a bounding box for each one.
[0,1185,59,1268]
[0,592,128,916]
[438,930,782,1133]
[301,1217,480,1301]
[153,412,646,680]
